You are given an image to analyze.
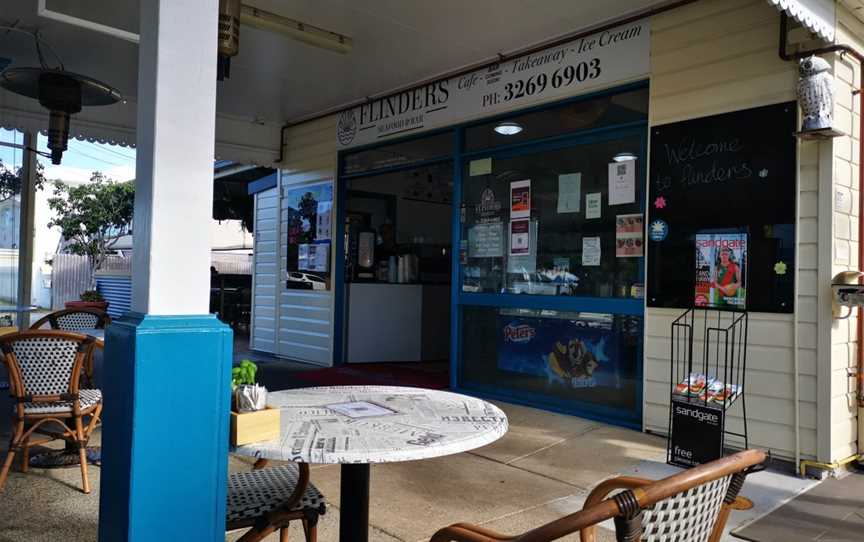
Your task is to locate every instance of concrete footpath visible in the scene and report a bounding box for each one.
[0,396,817,542]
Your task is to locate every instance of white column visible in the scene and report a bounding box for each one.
[132,0,217,315]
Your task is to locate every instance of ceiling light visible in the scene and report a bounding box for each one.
[240,5,353,55]
[494,122,523,136]
[613,152,638,162]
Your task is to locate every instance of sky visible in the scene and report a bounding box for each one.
[0,127,136,183]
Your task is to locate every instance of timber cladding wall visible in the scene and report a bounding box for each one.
[278,117,337,365]
[251,116,338,363]
[645,0,822,461]
[829,6,863,463]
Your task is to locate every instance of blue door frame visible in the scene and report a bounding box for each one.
[334,81,649,428]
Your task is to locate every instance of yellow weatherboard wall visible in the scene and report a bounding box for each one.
[258,0,863,464]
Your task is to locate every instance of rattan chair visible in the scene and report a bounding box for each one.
[30,308,111,332]
[31,308,109,387]
[0,331,102,494]
[430,449,766,542]
[227,460,326,542]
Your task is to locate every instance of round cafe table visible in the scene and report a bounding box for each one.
[233,385,508,542]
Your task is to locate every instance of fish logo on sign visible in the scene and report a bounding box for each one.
[649,219,669,242]
[337,109,358,146]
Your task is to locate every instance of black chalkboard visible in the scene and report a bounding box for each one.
[647,103,797,313]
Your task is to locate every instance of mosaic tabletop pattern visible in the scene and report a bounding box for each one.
[233,386,509,464]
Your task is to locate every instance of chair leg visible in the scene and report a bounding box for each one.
[20,440,29,473]
[0,421,24,491]
[303,520,316,542]
[74,416,90,494]
[280,527,289,542]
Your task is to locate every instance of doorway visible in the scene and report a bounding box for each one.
[339,141,454,366]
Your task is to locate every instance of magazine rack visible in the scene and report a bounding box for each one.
[666,307,749,467]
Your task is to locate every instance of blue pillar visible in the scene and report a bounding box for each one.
[98,314,232,540]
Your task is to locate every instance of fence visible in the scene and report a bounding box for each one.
[50,253,92,309]
[51,251,252,310]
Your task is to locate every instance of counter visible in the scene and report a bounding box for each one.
[346,283,449,363]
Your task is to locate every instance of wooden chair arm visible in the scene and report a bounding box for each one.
[430,499,623,542]
[431,450,767,542]
[430,523,514,541]
[579,476,652,542]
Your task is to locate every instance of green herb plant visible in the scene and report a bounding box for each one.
[80,290,105,302]
[232,359,258,389]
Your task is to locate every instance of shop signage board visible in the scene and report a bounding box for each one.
[669,398,724,468]
[336,19,650,149]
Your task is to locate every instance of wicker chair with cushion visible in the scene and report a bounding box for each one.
[30,308,111,332]
[31,309,110,388]
[0,331,101,494]
[430,449,766,542]
[227,461,326,542]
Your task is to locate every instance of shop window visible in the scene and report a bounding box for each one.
[459,306,642,420]
[460,135,644,298]
[465,87,648,152]
[342,131,453,175]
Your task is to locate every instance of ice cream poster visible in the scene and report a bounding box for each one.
[497,312,620,389]
[694,232,747,308]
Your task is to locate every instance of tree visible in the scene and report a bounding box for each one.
[0,159,46,202]
[48,172,134,284]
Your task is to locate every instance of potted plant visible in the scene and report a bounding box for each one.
[230,360,280,446]
[66,290,109,311]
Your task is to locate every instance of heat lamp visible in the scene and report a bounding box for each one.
[0,67,122,164]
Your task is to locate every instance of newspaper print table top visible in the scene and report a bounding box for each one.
[233,386,509,464]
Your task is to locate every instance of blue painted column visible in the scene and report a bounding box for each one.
[98,315,231,539]
[98,0,228,540]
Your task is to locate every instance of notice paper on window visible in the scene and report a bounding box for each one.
[582,236,601,266]
[468,222,504,258]
[586,193,602,219]
[509,219,531,255]
[510,179,531,219]
[507,220,538,273]
[608,160,636,205]
[557,173,581,213]
[615,214,644,258]
[469,157,492,176]
[316,201,332,241]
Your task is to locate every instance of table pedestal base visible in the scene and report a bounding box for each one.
[340,463,370,542]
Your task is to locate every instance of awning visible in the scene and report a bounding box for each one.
[767,0,836,42]
[0,93,282,166]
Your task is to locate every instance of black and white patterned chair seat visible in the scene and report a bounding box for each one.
[638,475,731,542]
[54,312,101,331]
[21,389,102,414]
[227,463,326,523]
[12,336,81,395]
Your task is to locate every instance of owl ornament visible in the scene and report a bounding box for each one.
[796,55,834,131]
